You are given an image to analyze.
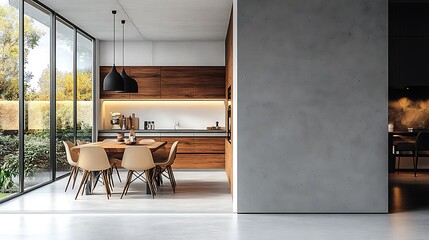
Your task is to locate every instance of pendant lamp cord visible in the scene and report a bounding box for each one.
[122,20,125,66]
[112,10,116,66]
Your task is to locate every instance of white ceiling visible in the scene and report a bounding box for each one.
[38,0,232,41]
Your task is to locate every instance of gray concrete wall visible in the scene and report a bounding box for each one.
[237,0,388,213]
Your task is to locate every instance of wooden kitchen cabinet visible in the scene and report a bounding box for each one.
[160,137,194,153]
[195,67,225,99]
[161,67,194,99]
[98,135,225,169]
[161,137,225,169]
[129,66,161,99]
[100,66,226,100]
[100,66,130,99]
[194,138,225,153]
[174,154,225,169]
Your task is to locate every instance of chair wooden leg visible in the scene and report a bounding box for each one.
[125,170,134,196]
[166,166,175,193]
[101,170,110,199]
[83,171,91,196]
[65,166,74,192]
[108,168,115,189]
[114,164,122,182]
[121,170,133,199]
[172,167,177,187]
[145,170,156,199]
[168,166,176,189]
[91,172,100,194]
[104,170,111,196]
[75,171,89,200]
[71,167,79,189]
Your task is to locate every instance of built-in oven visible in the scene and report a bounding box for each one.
[227,86,231,143]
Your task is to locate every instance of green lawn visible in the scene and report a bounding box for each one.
[0,193,10,199]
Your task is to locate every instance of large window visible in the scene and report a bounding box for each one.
[56,19,74,174]
[0,0,20,199]
[23,1,51,189]
[0,0,95,201]
[76,33,93,144]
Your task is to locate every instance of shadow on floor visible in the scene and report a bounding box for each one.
[389,172,429,213]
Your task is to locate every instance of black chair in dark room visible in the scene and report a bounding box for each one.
[414,131,429,177]
[394,141,415,174]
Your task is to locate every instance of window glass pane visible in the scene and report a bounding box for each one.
[23,2,51,189]
[0,0,20,199]
[76,33,92,143]
[56,19,74,176]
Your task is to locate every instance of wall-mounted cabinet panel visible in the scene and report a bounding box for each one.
[100,66,130,99]
[161,67,195,99]
[195,67,226,99]
[129,66,161,99]
[100,66,226,99]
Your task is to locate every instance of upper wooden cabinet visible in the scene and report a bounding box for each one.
[99,66,225,99]
[129,67,161,99]
[160,67,194,99]
[195,67,225,99]
[100,66,130,99]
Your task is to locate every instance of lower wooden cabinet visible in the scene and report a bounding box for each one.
[99,136,225,169]
[173,154,225,169]
[161,137,225,169]
[161,137,194,153]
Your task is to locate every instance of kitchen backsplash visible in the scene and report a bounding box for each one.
[101,101,225,130]
[389,97,429,129]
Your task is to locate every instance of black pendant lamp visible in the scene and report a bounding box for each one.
[118,20,138,93]
[103,10,124,91]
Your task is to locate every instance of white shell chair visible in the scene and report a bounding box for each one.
[63,141,79,192]
[155,141,179,193]
[75,146,112,200]
[120,146,156,199]
[139,139,168,163]
[102,138,122,184]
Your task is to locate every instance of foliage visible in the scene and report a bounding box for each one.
[0,4,44,101]
[0,132,19,193]
[0,132,49,192]
[37,68,93,101]
[0,132,19,163]
[0,169,16,193]
[0,4,94,192]
[0,129,91,192]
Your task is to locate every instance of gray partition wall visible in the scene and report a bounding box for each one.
[236,0,388,212]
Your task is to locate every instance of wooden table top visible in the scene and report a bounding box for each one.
[71,141,167,153]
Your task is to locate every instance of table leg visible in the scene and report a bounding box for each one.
[146,169,162,194]
[85,171,100,195]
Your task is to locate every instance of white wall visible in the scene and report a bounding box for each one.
[97,40,226,132]
[99,41,225,66]
[101,101,225,130]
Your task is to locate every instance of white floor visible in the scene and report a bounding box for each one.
[2,171,429,239]
[0,170,232,214]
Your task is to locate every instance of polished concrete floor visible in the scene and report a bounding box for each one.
[0,170,232,213]
[1,171,429,239]
[389,171,429,213]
